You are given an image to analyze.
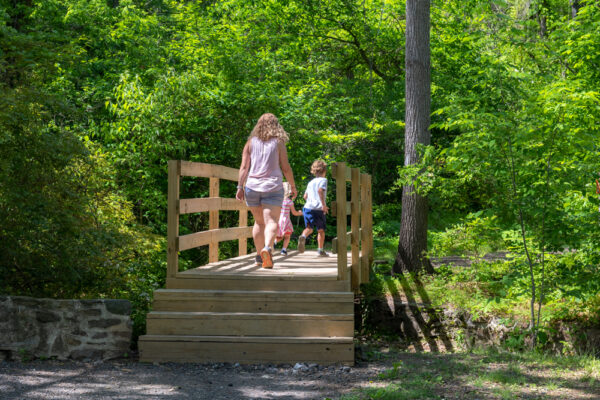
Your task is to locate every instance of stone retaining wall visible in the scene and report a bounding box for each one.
[0,296,132,361]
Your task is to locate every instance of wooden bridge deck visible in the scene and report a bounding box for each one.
[178,250,350,278]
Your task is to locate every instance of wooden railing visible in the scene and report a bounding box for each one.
[167,160,251,278]
[331,162,374,291]
[166,160,373,291]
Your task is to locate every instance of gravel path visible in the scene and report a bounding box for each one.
[0,358,387,400]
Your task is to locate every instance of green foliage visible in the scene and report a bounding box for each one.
[2,0,600,345]
[429,213,506,258]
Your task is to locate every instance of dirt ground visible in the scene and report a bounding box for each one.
[2,346,599,400]
[0,356,384,400]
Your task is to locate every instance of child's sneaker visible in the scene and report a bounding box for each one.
[280,249,288,256]
[317,249,329,257]
[255,254,262,266]
[260,247,273,269]
[298,236,306,253]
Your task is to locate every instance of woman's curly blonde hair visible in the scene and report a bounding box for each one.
[250,113,289,142]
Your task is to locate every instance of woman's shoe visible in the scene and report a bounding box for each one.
[255,255,262,266]
[280,249,288,256]
[260,247,273,269]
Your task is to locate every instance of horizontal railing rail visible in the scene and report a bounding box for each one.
[167,160,251,278]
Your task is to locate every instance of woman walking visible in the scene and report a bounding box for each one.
[236,113,297,268]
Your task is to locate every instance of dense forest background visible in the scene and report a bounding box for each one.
[1,0,599,341]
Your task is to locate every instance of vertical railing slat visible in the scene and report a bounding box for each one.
[350,167,361,291]
[209,177,220,263]
[239,209,248,256]
[167,160,180,278]
[360,173,370,282]
[366,174,374,266]
[335,162,348,281]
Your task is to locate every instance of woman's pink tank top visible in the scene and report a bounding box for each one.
[245,137,283,192]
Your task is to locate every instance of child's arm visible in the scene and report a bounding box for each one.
[318,187,329,214]
[290,202,303,216]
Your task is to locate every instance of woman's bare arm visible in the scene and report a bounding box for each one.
[236,140,251,201]
[278,142,297,199]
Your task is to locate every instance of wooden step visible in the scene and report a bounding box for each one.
[138,335,354,365]
[166,276,350,291]
[152,289,354,314]
[145,311,354,337]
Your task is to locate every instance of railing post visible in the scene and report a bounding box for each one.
[367,174,374,265]
[167,160,180,279]
[351,168,361,291]
[335,162,348,281]
[239,209,248,256]
[209,177,219,263]
[360,173,371,283]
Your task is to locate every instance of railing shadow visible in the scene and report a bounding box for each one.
[359,268,455,353]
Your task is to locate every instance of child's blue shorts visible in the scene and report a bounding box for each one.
[303,208,326,231]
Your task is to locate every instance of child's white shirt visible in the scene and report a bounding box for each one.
[304,177,327,210]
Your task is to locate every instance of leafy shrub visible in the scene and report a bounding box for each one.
[428,213,506,257]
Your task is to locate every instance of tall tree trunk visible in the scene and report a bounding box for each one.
[393,0,433,274]
[570,0,580,18]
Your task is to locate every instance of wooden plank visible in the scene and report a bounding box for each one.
[152,299,354,314]
[167,160,180,278]
[153,289,354,301]
[351,168,361,291]
[360,173,373,280]
[180,161,239,181]
[239,209,248,256]
[178,226,253,251]
[166,276,351,292]
[152,290,354,314]
[335,162,348,281]
[365,174,374,266]
[331,201,352,216]
[209,177,219,263]
[146,312,353,337]
[360,173,369,282]
[141,335,354,344]
[331,162,352,182]
[331,231,352,254]
[138,337,354,365]
[179,197,248,214]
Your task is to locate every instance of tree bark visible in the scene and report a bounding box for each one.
[570,0,580,19]
[393,0,433,274]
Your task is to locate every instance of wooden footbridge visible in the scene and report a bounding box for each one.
[139,161,373,365]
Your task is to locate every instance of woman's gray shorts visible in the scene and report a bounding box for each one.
[244,187,284,207]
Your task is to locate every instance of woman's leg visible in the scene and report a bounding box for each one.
[249,206,265,252]
[262,204,281,249]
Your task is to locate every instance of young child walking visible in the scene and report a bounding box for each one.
[275,182,303,255]
[298,160,329,256]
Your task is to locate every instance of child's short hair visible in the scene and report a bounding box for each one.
[283,182,292,198]
[310,160,327,176]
